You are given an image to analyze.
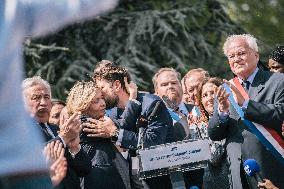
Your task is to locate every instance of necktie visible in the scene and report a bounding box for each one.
[39,123,55,139]
[242,80,250,93]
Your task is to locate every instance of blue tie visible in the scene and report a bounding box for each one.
[242,80,250,92]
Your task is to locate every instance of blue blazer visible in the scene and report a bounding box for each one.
[107,92,174,150]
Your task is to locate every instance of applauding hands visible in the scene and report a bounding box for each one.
[43,140,67,186]
[215,85,230,113]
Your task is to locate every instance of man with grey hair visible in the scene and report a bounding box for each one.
[22,76,92,188]
[182,68,210,105]
[208,34,284,189]
[0,1,117,188]
[22,76,53,125]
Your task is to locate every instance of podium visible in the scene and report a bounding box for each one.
[137,139,211,189]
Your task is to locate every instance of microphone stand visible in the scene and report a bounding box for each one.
[160,97,187,189]
[137,116,148,150]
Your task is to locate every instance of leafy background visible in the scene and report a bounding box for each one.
[24,0,283,100]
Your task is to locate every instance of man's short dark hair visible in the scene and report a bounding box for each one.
[93,60,131,92]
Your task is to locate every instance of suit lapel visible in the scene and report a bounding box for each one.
[248,70,267,100]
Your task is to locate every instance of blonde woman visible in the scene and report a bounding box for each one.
[66,81,130,189]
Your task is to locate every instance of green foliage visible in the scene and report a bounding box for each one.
[218,0,284,57]
[25,0,242,100]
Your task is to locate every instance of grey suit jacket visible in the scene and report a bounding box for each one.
[208,69,284,189]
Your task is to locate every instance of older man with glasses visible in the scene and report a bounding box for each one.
[208,34,284,189]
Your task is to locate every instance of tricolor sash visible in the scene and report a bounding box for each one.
[222,78,284,165]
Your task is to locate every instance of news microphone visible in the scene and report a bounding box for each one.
[243,159,263,183]
[188,186,199,189]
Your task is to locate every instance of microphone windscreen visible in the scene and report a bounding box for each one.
[243,159,260,177]
[189,186,199,189]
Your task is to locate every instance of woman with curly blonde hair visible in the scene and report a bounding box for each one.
[66,81,130,189]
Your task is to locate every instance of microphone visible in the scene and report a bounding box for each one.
[137,116,147,149]
[148,101,161,121]
[243,159,263,183]
[137,100,161,149]
[188,186,199,189]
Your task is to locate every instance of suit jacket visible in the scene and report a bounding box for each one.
[171,103,194,141]
[108,95,204,189]
[39,123,91,189]
[208,70,284,189]
[80,136,131,189]
[107,92,175,189]
[107,92,174,150]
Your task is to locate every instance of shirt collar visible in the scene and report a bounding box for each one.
[178,102,189,115]
[238,67,259,84]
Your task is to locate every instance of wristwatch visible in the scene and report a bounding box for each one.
[111,128,120,142]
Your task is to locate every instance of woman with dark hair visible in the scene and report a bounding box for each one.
[268,46,284,73]
[66,81,130,189]
[193,77,230,189]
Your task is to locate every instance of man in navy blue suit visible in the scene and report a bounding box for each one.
[152,67,204,189]
[91,60,174,189]
[153,67,194,141]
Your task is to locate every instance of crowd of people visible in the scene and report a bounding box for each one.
[0,1,283,189]
[12,34,284,189]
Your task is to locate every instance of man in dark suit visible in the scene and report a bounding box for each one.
[152,67,204,188]
[22,76,91,188]
[153,67,195,141]
[208,34,284,189]
[91,61,174,189]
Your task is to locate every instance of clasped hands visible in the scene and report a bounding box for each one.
[82,116,117,138]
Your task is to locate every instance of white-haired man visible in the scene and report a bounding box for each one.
[0,1,117,188]
[22,76,91,188]
[208,34,284,189]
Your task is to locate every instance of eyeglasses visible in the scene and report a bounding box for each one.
[227,48,254,61]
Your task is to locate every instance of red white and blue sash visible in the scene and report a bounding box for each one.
[222,78,284,164]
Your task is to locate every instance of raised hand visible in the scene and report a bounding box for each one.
[215,85,230,113]
[50,156,67,186]
[59,112,81,144]
[224,80,245,106]
[43,140,67,186]
[258,179,279,189]
[82,116,117,138]
[43,140,65,163]
[59,107,69,127]
[124,77,138,100]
